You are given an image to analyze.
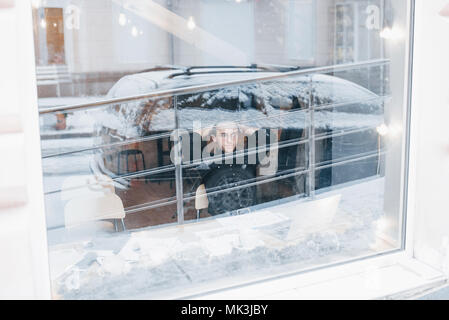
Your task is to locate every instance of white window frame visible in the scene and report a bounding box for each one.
[4,0,448,300]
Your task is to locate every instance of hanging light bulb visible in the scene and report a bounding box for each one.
[118,13,127,26]
[187,16,196,30]
[379,26,402,40]
[131,26,138,37]
[376,124,389,136]
[40,18,47,29]
[31,0,41,8]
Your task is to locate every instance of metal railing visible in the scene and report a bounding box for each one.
[39,59,389,229]
[39,59,389,115]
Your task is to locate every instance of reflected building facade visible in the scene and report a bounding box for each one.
[32,0,389,98]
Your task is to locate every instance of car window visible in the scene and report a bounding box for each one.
[238,78,310,112]
[177,88,240,111]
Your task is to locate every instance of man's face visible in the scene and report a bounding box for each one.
[214,123,239,153]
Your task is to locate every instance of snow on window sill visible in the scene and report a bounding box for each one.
[179,254,446,300]
[47,176,410,299]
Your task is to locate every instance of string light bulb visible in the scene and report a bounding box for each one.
[379,26,402,40]
[187,16,196,30]
[118,13,127,26]
[131,26,138,37]
[376,124,389,136]
[31,0,41,8]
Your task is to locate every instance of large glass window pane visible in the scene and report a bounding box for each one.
[33,0,413,299]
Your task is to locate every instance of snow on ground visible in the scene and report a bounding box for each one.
[47,177,391,300]
[41,137,96,157]
[39,97,105,139]
[38,96,106,109]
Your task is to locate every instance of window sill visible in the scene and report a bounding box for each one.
[165,253,446,300]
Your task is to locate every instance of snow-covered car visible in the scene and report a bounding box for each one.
[95,65,384,216]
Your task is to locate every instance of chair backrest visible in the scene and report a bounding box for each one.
[60,174,115,202]
[64,193,125,229]
[195,184,209,210]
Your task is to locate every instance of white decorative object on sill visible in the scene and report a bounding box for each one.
[0,137,27,209]
[0,0,14,9]
[0,115,22,134]
[440,3,449,18]
[0,186,27,209]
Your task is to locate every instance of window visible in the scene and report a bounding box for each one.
[33,7,66,66]
[286,0,316,64]
[33,0,414,299]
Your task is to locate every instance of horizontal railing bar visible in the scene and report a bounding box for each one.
[315,149,384,168]
[47,150,384,223]
[38,59,389,115]
[182,151,383,203]
[180,125,380,169]
[312,95,390,112]
[43,125,381,195]
[44,164,175,196]
[123,168,312,216]
[40,118,380,161]
[314,126,379,141]
[316,151,385,171]
[125,200,178,215]
[182,167,309,200]
[41,94,388,159]
[42,131,172,159]
[125,196,178,214]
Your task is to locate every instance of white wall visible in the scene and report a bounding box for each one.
[410,0,449,272]
[0,0,51,299]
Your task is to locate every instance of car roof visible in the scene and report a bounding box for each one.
[102,67,381,138]
[107,67,377,103]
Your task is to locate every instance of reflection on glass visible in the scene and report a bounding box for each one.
[34,0,412,299]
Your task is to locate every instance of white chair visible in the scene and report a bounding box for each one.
[61,175,115,201]
[64,193,126,231]
[195,184,209,220]
[61,174,126,232]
